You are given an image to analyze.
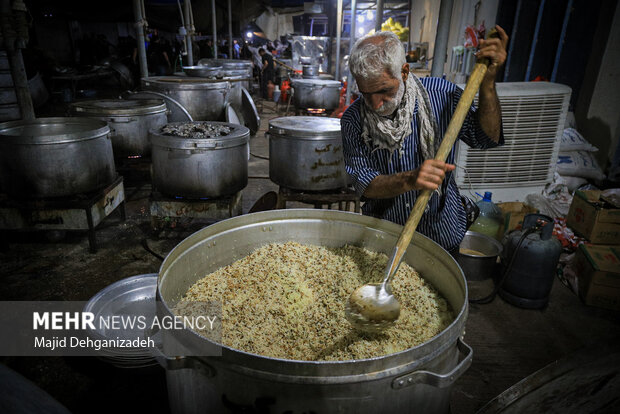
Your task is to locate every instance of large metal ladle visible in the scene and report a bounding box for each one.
[346,34,498,333]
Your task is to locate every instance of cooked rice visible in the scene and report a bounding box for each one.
[174,241,454,361]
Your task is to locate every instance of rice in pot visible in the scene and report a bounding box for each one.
[174,241,454,361]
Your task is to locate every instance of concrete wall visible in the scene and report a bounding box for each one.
[575,2,620,172]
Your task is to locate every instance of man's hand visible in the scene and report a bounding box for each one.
[409,160,456,191]
[476,25,509,83]
[363,160,455,199]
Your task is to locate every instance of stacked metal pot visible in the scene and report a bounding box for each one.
[70,99,167,158]
[140,77,229,122]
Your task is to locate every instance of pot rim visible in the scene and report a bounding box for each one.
[70,99,167,116]
[268,116,341,139]
[141,76,230,90]
[156,209,468,378]
[150,121,250,149]
[0,117,110,144]
[292,79,341,87]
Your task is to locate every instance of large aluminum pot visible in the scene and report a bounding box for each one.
[291,79,341,110]
[0,117,115,198]
[156,209,471,414]
[70,99,167,158]
[268,116,348,190]
[150,121,249,198]
[141,76,229,122]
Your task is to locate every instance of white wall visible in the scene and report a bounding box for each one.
[576,3,620,171]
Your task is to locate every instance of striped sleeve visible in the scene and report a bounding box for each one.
[453,84,505,149]
[341,101,381,196]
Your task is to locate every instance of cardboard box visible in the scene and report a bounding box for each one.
[574,244,620,311]
[566,190,620,244]
[497,202,538,238]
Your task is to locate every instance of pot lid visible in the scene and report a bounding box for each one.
[268,116,341,139]
[83,273,159,367]
[225,103,242,126]
[291,79,341,87]
[150,121,250,150]
[240,87,260,135]
[0,117,110,144]
[70,99,167,116]
[141,76,229,90]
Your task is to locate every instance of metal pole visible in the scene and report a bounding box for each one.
[335,0,343,81]
[132,0,148,78]
[375,0,384,32]
[228,0,233,58]
[430,0,454,77]
[212,0,218,58]
[184,0,193,65]
[346,0,357,106]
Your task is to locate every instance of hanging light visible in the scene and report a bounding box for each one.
[358,27,365,35]
[246,31,253,39]
[366,10,374,20]
[357,14,365,23]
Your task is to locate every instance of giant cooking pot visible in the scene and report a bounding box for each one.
[156,209,471,414]
[268,116,348,190]
[150,121,249,198]
[291,79,341,110]
[70,99,167,158]
[141,77,229,122]
[0,117,115,198]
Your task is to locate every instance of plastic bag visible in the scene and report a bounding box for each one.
[559,128,598,152]
[556,151,606,180]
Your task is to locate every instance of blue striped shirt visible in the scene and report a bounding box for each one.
[341,77,504,251]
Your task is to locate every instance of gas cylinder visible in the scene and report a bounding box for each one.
[499,214,562,309]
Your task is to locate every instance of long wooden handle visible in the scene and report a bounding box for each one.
[384,53,494,283]
[274,58,298,72]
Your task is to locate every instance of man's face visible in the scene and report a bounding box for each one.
[357,70,406,117]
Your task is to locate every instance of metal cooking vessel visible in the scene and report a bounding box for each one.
[456,231,503,281]
[141,76,229,122]
[198,58,253,71]
[0,117,115,198]
[156,209,471,414]
[219,73,250,91]
[291,79,341,110]
[302,64,319,78]
[70,99,167,158]
[183,65,222,78]
[268,116,348,190]
[150,121,250,198]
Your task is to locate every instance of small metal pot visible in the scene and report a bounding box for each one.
[302,64,319,79]
[456,231,503,281]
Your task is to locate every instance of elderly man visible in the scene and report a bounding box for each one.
[341,27,508,253]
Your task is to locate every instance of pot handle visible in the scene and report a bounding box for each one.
[391,338,473,390]
[108,117,137,123]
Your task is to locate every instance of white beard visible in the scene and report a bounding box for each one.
[367,79,405,117]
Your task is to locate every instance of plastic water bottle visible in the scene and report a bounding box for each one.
[469,192,503,240]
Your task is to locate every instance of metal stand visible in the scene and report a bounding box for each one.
[0,176,126,253]
[276,186,361,212]
[149,189,243,230]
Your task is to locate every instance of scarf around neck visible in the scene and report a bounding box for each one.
[360,74,440,160]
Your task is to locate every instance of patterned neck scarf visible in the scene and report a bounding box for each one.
[360,74,440,160]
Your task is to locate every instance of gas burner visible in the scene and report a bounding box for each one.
[127,155,142,159]
[306,108,327,115]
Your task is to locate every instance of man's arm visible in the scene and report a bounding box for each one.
[474,25,509,143]
[364,160,456,199]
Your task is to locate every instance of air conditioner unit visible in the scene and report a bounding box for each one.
[455,82,572,202]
